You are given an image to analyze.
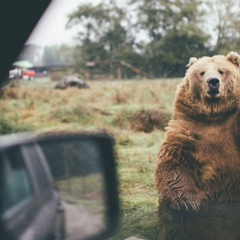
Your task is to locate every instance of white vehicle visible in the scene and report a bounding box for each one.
[9,69,21,79]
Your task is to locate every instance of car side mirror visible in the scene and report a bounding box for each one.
[0,131,119,240]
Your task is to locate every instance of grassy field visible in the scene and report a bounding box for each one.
[0,77,181,239]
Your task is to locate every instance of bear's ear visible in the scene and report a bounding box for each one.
[186,57,198,68]
[226,51,240,68]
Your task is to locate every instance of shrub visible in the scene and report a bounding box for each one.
[111,108,171,132]
[129,109,171,132]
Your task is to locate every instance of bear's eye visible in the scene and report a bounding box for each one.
[218,70,224,75]
[200,71,205,76]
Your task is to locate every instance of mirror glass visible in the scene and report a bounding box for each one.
[39,139,106,240]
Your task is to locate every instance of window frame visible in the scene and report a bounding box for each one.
[21,143,51,195]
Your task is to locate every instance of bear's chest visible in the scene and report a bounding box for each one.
[192,123,240,198]
[194,124,239,165]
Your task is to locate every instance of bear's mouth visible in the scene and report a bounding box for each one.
[207,89,220,97]
[207,78,220,98]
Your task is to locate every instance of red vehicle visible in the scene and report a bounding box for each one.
[22,69,36,80]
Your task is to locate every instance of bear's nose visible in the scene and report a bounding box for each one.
[207,78,219,90]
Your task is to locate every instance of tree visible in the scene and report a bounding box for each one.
[66,0,137,76]
[67,0,212,78]
[145,27,210,77]
[206,0,240,53]
[129,0,205,41]
[130,0,210,77]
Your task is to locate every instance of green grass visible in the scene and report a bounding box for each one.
[0,77,181,239]
[0,114,33,134]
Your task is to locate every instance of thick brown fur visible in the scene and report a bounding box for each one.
[155,51,240,240]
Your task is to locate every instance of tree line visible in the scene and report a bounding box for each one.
[22,0,240,78]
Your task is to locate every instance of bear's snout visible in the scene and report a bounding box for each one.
[207,78,220,96]
[208,78,219,89]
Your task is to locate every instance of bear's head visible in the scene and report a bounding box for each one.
[176,52,240,119]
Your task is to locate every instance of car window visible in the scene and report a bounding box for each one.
[0,147,32,214]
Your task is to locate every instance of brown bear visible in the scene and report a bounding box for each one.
[155,52,240,240]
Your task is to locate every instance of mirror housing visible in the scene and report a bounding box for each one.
[0,131,119,240]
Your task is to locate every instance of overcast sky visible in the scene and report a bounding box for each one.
[27,0,102,46]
